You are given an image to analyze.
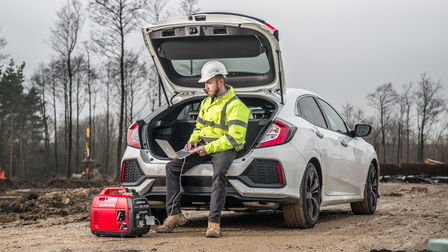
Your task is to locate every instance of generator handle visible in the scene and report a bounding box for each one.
[100,187,127,195]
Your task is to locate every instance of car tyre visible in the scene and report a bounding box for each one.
[350,164,378,215]
[282,162,321,228]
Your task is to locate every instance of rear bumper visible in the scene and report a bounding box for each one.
[123,175,299,209]
[121,143,307,208]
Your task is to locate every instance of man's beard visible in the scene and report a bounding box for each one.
[204,89,216,98]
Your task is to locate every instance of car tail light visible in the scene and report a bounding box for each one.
[127,122,140,148]
[258,119,297,148]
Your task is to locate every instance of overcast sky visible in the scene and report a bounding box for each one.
[0,0,447,113]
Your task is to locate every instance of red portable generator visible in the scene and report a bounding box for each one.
[90,187,153,237]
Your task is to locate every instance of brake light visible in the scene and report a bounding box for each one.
[265,22,276,31]
[258,119,296,148]
[127,122,140,148]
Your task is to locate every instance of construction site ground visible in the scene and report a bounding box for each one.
[0,180,447,252]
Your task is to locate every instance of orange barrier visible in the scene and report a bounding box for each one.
[424,158,445,165]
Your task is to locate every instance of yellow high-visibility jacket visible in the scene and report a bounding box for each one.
[188,85,250,154]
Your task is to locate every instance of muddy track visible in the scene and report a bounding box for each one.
[0,183,447,251]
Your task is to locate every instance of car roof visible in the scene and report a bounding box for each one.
[285,88,323,100]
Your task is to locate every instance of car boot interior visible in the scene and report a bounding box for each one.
[147,96,277,159]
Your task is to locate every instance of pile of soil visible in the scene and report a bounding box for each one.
[0,187,102,226]
[0,178,119,227]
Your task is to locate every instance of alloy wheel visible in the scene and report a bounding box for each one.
[368,166,378,210]
[305,168,320,222]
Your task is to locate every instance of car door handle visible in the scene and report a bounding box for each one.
[340,140,348,147]
[315,131,323,139]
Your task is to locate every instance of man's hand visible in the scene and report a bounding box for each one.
[184,141,197,151]
[191,145,207,156]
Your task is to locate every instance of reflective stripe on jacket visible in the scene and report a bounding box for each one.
[188,85,250,154]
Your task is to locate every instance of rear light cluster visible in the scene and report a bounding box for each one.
[258,119,297,148]
[127,122,140,148]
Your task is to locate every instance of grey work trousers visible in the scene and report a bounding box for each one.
[165,149,236,223]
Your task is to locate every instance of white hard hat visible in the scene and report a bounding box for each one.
[198,60,228,83]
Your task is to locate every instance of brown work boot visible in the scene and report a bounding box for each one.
[155,212,187,233]
[205,222,221,238]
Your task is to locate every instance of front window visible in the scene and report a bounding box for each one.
[317,99,348,134]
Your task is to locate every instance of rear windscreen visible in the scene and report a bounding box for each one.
[150,26,276,88]
[172,54,270,77]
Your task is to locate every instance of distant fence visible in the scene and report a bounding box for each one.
[380,163,448,176]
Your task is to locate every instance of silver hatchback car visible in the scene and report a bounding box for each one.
[121,13,379,228]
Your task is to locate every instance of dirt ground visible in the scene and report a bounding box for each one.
[0,181,447,252]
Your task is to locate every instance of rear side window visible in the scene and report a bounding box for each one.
[316,99,348,134]
[297,97,327,129]
[177,101,201,120]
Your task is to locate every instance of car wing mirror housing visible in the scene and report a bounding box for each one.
[353,124,372,137]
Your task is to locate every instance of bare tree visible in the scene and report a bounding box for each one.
[367,83,397,162]
[83,43,98,164]
[50,0,84,178]
[180,0,200,15]
[144,0,171,107]
[88,0,146,178]
[399,83,414,163]
[395,90,407,165]
[31,65,52,174]
[145,64,159,112]
[433,122,448,161]
[341,102,354,130]
[103,62,116,176]
[146,0,170,22]
[415,73,446,162]
[49,58,66,176]
[124,52,148,124]
[179,0,200,80]
[353,108,365,124]
[73,55,88,173]
[340,103,366,131]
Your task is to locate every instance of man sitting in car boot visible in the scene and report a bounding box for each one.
[155,60,250,238]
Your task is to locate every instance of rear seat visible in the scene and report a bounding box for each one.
[251,108,266,119]
[188,110,199,120]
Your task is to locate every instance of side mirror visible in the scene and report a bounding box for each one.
[354,124,372,137]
